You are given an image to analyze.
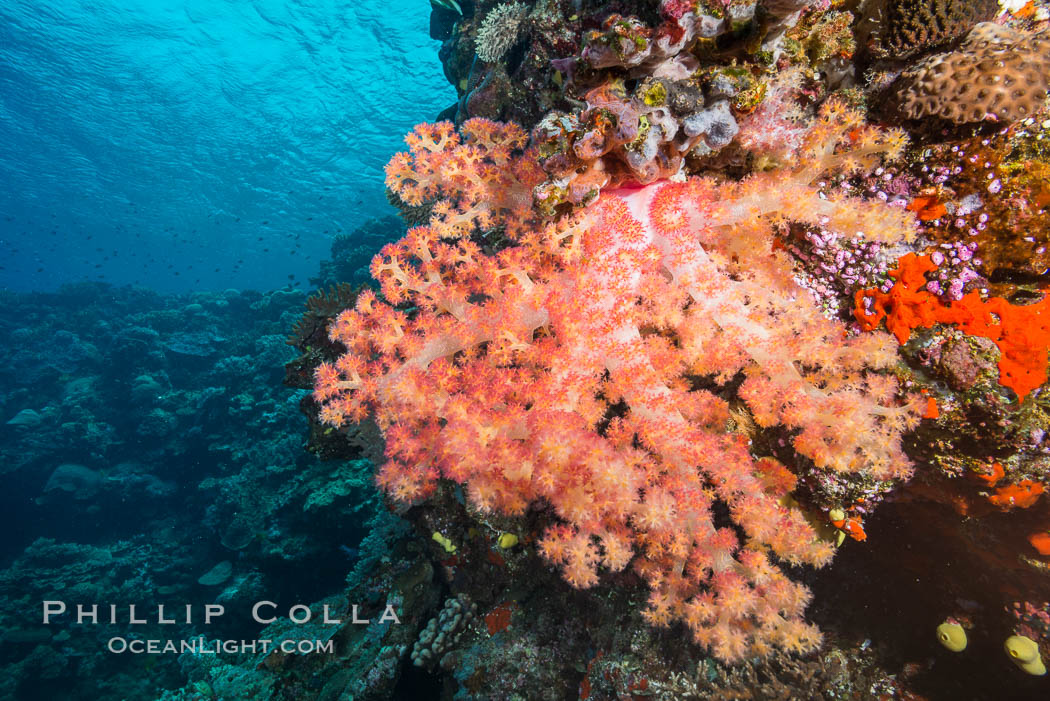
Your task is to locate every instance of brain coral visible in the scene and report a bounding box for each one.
[888,23,1050,125]
[882,0,999,58]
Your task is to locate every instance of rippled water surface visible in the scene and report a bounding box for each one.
[0,0,453,292]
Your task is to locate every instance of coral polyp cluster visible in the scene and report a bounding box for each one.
[880,0,999,58]
[314,105,920,661]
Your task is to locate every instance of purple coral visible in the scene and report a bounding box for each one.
[789,228,892,315]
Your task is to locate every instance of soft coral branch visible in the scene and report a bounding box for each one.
[318,107,919,662]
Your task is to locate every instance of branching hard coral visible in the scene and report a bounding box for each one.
[317,108,919,662]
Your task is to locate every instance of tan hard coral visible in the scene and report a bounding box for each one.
[889,23,1050,125]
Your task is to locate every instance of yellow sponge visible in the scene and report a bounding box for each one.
[1004,635,1046,676]
[432,531,457,554]
[936,622,967,652]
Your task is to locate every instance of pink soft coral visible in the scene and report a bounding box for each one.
[316,108,919,661]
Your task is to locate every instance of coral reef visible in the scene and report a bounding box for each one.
[7,1,1050,699]
[530,73,744,211]
[287,4,1050,692]
[0,284,384,700]
[429,0,868,208]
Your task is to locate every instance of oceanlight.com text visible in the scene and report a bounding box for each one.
[106,637,335,655]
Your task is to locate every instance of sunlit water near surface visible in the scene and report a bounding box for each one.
[0,0,453,293]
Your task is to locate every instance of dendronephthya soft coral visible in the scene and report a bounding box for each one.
[315,105,920,662]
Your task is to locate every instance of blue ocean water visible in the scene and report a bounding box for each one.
[0,0,454,293]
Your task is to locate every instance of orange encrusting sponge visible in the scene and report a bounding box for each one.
[854,253,1050,400]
